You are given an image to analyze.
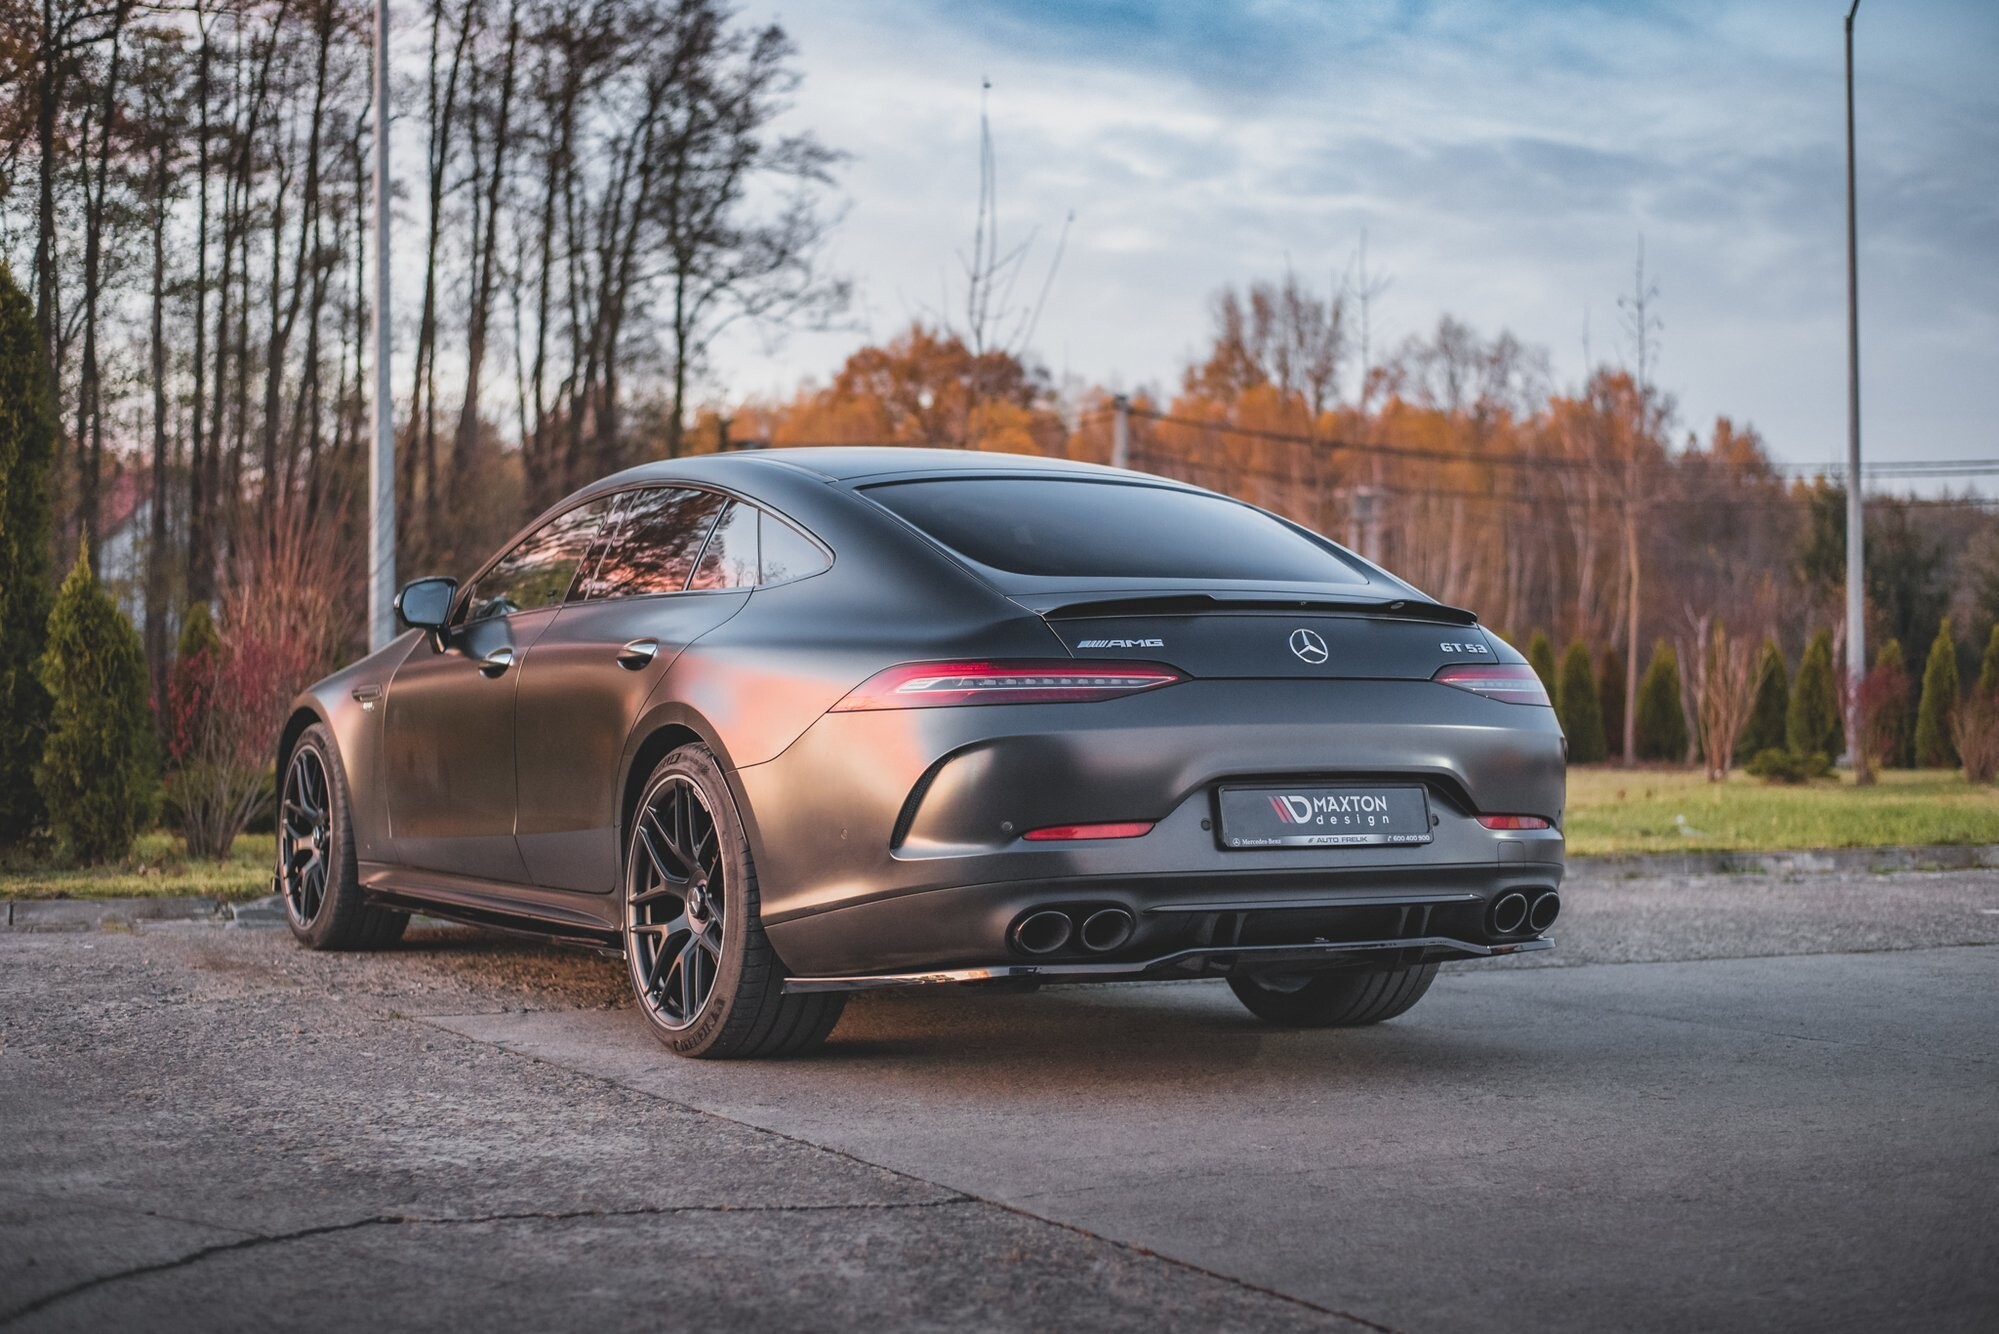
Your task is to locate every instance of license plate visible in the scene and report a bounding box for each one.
[1216,785,1433,848]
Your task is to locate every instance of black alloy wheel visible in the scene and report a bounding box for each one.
[623,745,844,1058]
[280,724,408,950]
[625,773,726,1030]
[280,744,334,928]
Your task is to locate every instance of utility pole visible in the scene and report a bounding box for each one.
[1843,0,1866,755]
[1111,393,1130,470]
[368,0,396,651]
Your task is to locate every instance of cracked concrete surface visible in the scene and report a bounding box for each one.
[3,869,1997,1331]
[0,923,1358,1332]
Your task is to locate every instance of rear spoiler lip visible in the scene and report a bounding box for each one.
[1011,590,1480,627]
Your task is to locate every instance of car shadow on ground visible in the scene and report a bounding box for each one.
[383,924,1533,1083]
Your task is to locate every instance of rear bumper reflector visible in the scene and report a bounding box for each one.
[1021,821,1155,842]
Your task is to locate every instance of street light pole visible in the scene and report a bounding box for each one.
[368,0,396,651]
[1843,0,1865,745]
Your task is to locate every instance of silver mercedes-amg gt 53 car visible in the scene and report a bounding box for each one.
[277,448,1566,1057]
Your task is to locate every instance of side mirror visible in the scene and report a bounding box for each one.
[394,576,458,632]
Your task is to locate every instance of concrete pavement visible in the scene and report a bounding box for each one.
[2,867,1995,1331]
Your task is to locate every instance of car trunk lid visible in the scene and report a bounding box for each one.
[1024,591,1498,681]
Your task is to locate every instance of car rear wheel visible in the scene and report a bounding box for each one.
[1227,963,1437,1027]
[623,744,844,1059]
[282,724,409,950]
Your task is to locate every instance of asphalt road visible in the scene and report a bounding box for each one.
[2,867,1995,1333]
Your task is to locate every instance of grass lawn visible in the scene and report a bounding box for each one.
[1565,767,1999,857]
[0,830,276,902]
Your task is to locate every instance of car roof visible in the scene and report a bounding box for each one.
[603,446,1142,487]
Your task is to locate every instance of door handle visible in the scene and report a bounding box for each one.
[617,639,660,670]
[478,646,516,678]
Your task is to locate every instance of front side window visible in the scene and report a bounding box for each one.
[465,496,617,622]
[580,487,727,600]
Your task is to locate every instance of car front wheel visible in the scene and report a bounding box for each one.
[623,744,844,1059]
[281,723,408,950]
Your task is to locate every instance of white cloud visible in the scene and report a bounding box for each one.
[715,0,1999,477]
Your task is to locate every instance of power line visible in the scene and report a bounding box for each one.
[1122,405,1999,486]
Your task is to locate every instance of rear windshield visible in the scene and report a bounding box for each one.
[864,477,1369,584]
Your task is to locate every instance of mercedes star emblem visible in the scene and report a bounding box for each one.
[1289,628,1329,664]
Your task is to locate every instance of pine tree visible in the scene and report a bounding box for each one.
[1870,639,1910,768]
[1978,624,1999,697]
[1597,648,1626,760]
[1558,640,1607,763]
[1913,618,1961,769]
[35,552,159,862]
[178,601,222,662]
[1787,629,1842,761]
[1527,631,1558,703]
[1738,637,1789,761]
[1634,640,1688,762]
[0,263,57,846]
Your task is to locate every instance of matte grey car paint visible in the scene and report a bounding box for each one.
[279,447,1565,983]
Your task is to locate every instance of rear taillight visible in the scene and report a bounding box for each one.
[1433,662,1551,706]
[1477,814,1552,830]
[831,660,1184,711]
[1021,821,1155,841]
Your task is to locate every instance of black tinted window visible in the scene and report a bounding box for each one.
[759,512,830,583]
[582,488,726,599]
[467,497,616,621]
[865,478,1368,583]
[689,502,758,590]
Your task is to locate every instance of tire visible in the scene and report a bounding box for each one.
[623,744,844,1059]
[280,724,410,951]
[1227,963,1438,1027]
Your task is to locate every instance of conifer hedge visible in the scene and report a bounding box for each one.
[1634,640,1688,762]
[1597,648,1626,759]
[1787,629,1842,762]
[1913,618,1960,769]
[1558,640,1607,762]
[0,263,56,846]
[1527,631,1558,702]
[1737,638,1788,761]
[35,552,158,862]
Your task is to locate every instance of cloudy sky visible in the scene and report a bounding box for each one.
[715,0,1998,481]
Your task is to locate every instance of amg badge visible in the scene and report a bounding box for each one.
[1076,637,1165,649]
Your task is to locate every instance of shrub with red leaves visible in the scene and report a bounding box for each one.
[167,629,313,859]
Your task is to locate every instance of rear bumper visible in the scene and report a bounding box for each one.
[763,863,1564,977]
[736,677,1565,976]
[785,934,1553,993]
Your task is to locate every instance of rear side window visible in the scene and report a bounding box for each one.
[466,496,618,622]
[759,512,830,584]
[864,478,1368,583]
[688,501,758,590]
[581,488,726,599]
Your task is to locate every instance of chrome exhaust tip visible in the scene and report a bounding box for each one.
[1528,890,1561,933]
[1078,907,1135,953]
[1012,909,1074,956]
[1489,891,1530,936]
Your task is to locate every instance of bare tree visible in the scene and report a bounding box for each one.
[1682,617,1762,780]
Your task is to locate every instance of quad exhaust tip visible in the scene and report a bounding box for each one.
[1528,890,1561,933]
[1489,891,1530,936]
[1012,910,1073,956]
[1079,907,1135,954]
[1012,906,1136,956]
